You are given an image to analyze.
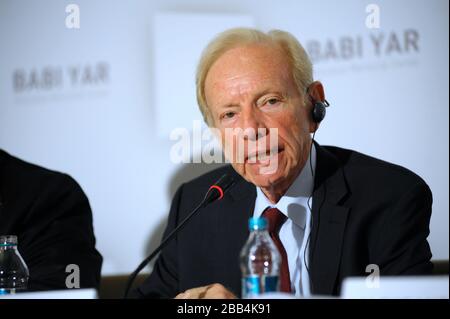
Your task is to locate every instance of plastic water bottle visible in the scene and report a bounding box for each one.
[240,217,281,298]
[0,235,29,295]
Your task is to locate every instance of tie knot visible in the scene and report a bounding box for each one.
[262,207,287,234]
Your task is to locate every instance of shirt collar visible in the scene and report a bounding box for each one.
[254,144,316,229]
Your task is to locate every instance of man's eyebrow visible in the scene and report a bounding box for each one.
[217,103,240,110]
[215,88,286,109]
[255,89,286,101]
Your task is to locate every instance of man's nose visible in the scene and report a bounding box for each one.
[240,109,268,141]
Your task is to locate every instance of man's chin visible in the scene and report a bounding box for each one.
[231,162,285,188]
[246,169,284,189]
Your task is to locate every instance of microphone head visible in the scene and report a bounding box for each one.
[204,173,235,203]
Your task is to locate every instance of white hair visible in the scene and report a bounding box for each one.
[196,27,313,125]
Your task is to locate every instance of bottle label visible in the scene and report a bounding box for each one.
[0,288,16,295]
[242,275,279,298]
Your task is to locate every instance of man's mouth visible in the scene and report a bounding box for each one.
[245,146,284,164]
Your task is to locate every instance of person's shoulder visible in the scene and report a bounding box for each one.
[167,165,239,214]
[183,164,237,190]
[323,145,430,190]
[0,149,84,199]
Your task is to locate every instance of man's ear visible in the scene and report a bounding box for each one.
[308,81,325,102]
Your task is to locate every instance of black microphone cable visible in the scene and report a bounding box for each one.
[304,131,316,294]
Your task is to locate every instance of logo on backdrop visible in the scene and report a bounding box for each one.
[306,29,419,64]
[11,61,110,103]
[306,5,420,73]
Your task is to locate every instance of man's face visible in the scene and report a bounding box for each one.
[204,44,315,191]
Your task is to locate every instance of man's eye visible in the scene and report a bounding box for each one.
[222,112,235,119]
[266,98,279,105]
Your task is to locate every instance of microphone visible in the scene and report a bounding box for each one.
[123,173,235,298]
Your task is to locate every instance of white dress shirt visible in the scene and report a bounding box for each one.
[253,144,316,297]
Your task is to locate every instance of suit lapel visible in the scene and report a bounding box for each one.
[309,144,350,295]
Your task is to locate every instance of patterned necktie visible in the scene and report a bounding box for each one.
[262,207,292,293]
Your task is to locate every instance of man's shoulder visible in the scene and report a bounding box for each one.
[182,164,238,190]
[323,145,429,191]
[0,149,84,201]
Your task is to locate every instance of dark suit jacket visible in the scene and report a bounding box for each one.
[135,143,433,298]
[0,150,103,291]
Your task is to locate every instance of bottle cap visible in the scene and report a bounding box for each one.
[248,217,268,231]
[0,235,18,247]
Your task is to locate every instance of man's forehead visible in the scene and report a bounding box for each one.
[209,44,289,76]
[212,75,286,99]
[205,45,291,100]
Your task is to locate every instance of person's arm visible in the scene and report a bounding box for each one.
[132,185,184,298]
[18,173,102,291]
[372,180,433,275]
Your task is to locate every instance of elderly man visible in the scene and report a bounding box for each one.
[135,28,432,298]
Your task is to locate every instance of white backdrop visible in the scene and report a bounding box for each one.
[0,0,448,275]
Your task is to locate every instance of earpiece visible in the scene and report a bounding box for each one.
[305,84,330,124]
[311,99,330,123]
